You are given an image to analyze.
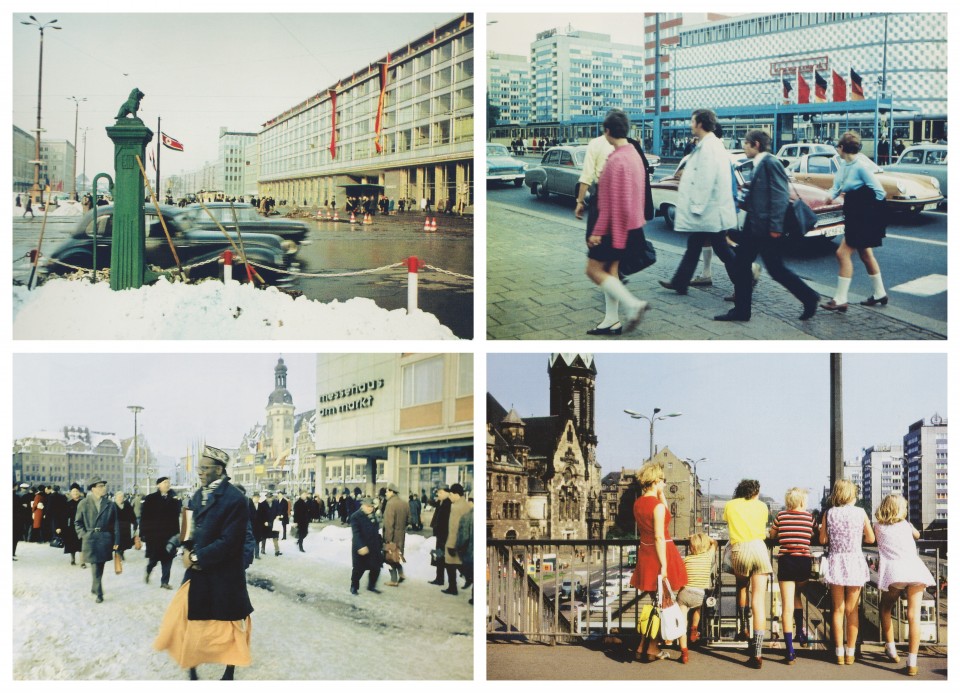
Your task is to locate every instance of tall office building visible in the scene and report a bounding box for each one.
[487,52,534,125]
[860,443,904,514]
[903,415,947,532]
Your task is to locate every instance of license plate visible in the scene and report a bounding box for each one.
[823,225,844,238]
[924,202,939,211]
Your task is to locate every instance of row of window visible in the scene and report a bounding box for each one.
[683,12,871,46]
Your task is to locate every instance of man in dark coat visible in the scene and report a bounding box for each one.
[349,496,383,595]
[293,491,311,552]
[44,485,68,546]
[140,476,182,589]
[155,445,253,680]
[429,486,452,586]
[382,484,410,586]
[276,491,290,540]
[714,129,819,323]
[74,476,120,603]
[265,491,283,556]
[248,491,270,559]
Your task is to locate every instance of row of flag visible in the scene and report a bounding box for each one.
[782,68,867,104]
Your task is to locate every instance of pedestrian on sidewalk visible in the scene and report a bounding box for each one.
[821,131,889,312]
[723,479,773,669]
[583,109,649,335]
[716,129,820,322]
[429,486,452,587]
[58,484,84,566]
[23,196,34,219]
[74,477,120,603]
[819,479,875,666]
[659,109,738,297]
[293,490,311,552]
[769,487,816,664]
[349,496,383,595]
[442,484,470,595]
[873,493,935,676]
[382,484,409,586]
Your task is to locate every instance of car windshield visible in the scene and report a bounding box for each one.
[926,150,947,165]
[487,144,509,157]
[808,155,836,175]
[898,150,925,165]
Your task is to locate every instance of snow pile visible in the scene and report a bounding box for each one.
[12,523,473,680]
[13,278,457,340]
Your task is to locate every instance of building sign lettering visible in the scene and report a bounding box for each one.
[318,377,385,418]
[319,395,375,418]
[769,56,829,76]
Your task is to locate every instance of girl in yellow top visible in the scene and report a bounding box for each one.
[678,532,717,646]
[723,479,771,669]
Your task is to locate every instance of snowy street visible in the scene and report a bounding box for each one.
[12,523,473,680]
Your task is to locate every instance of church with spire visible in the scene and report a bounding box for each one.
[487,353,604,541]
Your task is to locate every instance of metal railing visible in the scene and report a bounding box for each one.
[487,538,945,649]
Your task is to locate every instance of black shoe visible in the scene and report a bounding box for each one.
[860,294,889,307]
[428,579,444,585]
[299,547,305,552]
[189,668,199,681]
[350,587,359,595]
[586,322,622,336]
[145,571,151,584]
[96,595,104,603]
[367,587,382,594]
[275,551,281,556]
[160,583,173,590]
[800,299,818,321]
[441,587,459,595]
[724,294,736,302]
[714,310,750,322]
[221,666,235,681]
[398,576,405,583]
[658,280,687,295]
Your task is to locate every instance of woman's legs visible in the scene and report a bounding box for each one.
[587,258,646,330]
[736,576,750,639]
[830,585,847,657]
[844,586,862,654]
[750,572,768,663]
[780,580,795,655]
[831,241,855,304]
[857,247,887,299]
[905,584,924,657]
[879,586,900,660]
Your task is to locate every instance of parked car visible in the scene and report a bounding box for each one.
[651,151,846,241]
[42,205,298,284]
[775,142,836,168]
[175,202,310,242]
[486,143,528,187]
[786,152,943,215]
[524,145,589,200]
[884,144,947,201]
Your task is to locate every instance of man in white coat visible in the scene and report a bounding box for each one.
[659,109,739,295]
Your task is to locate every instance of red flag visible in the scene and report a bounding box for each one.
[850,68,865,100]
[832,70,847,102]
[160,132,184,152]
[797,72,810,104]
[328,88,338,159]
[814,70,827,103]
[148,148,157,172]
[782,71,793,103]
[374,53,390,154]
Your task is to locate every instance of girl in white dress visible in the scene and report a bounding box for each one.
[874,494,935,676]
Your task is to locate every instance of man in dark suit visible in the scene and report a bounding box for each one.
[349,496,383,595]
[140,476,181,589]
[74,477,120,603]
[715,129,819,322]
[154,445,253,680]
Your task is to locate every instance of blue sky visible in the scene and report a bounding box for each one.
[488,353,947,503]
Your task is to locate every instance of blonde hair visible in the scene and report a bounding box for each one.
[638,462,664,491]
[830,479,857,507]
[688,531,717,556]
[875,494,908,525]
[784,487,808,511]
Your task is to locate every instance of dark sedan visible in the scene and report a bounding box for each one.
[175,202,310,242]
[42,205,298,284]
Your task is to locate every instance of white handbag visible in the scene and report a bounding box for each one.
[658,578,686,641]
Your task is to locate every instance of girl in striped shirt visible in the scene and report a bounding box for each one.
[678,532,718,650]
[769,487,815,664]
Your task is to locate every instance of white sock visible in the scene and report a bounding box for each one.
[836,647,845,657]
[700,248,713,278]
[907,653,918,667]
[869,272,887,299]
[597,291,620,329]
[601,276,641,311]
[834,276,852,304]
[885,642,898,657]
[845,646,856,657]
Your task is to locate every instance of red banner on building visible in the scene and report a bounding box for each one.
[797,71,810,104]
[850,68,865,100]
[814,70,828,103]
[374,53,390,154]
[328,88,338,159]
[832,70,847,102]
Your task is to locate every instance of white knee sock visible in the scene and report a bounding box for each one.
[601,276,641,310]
[845,646,856,657]
[869,272,887,299]
[597,290,620,329]
[836,646,845,657]
[834,276,852,304]
[907,653,918,667]
[885,642,898,657]
[700,248,713,278]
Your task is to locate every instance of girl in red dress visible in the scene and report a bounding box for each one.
[630,462,689,662]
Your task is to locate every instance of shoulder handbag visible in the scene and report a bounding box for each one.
[618,227,657,276]
[783,177,818,238]
[658,578,686,641]
[384,541,403,565]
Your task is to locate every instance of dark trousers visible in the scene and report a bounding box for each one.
[730,233,818,317]
[435,541,448,582]
[91,562,105,598]
[388,562,405,583]
[281,521,287,540]
[445,565,459,593]
[671,232,736,289]
[146,552,173,585]
[351,565,381,591]
[296,522,309,550]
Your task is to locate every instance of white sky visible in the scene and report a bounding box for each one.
[11,10,462,182]
[488,353,947,504]
[13,353,318,467]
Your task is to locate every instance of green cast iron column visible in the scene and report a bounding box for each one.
[105,120,153,290]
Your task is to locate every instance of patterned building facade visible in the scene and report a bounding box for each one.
[487,353,603,541]
[487,53,533,125]
[860,443,905,515]
[217,128,257,198]
[903,414,947,532]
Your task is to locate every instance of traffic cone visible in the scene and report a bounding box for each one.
[423,217,431,231]
[430,217,438,231]
[333,210,339,221]
[349,211,357,224]
[363,213,372,225]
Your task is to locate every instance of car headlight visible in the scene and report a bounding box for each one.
[522,163,530,171]
[930,177,940,190]
[280,240,299,255]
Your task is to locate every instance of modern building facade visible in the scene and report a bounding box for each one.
[860,443,905,514]
[903,415,947,532]
[487,53,533,125]
[257,14,474,211]
[37,139,75,194]
[12,125,36,193]
[313,353,473,500]
[217,128,257,198]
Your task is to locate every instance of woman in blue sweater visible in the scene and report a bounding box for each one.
[821,131,889,312]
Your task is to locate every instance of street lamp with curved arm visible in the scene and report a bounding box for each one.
[67,96,86,200]
[685,457,707,532]
[623,407,682,462]
[21,16,61,205]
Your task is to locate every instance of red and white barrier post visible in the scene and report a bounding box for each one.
[223,250,234,283]
[405,256,423,313]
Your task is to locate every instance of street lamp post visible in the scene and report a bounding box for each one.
[67,96,86,200]
[704,477,718,532]
[128,405,144,494]
[624,407,683,462]
[21,16,61,206]
[80,127,90,196]
[685,457,707,533]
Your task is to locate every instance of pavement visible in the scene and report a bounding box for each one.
[487,639,947,681]
[486,201,947,340]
